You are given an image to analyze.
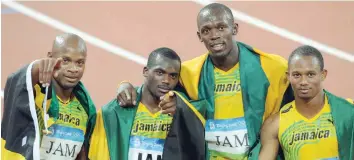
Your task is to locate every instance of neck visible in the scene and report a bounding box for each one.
[53,79,73,102]
[295,90,325,119]
[211,42,239,71]
[141,85,161,114]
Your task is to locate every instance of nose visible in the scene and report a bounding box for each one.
[299,76,309,86]
[161,74,171,85]
[210,28,221,40]
[67,63,79,73]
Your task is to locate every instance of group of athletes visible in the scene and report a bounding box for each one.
[2,2,354,160]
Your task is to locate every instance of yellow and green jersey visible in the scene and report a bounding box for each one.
[279,96,339,160]
[128,103,173,160]
[205,63,249,160]
[35,85,88,160]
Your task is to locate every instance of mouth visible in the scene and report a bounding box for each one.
[210,42,225,52]
[157,86,171,94]
[64,76,79,83]
[299,88,310,94]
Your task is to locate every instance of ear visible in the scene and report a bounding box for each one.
[197,31,203,42]
[232,22,239,36]
[143,67,149,78]
[321,69,328,81]
[47,51,53,58]
[286,71,290,81]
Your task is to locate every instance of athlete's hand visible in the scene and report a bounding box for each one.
[116,82,137,107]
[159,91,176,116]
[33,57,62,87]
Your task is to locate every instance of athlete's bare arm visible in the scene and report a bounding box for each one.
[258,113,280,160]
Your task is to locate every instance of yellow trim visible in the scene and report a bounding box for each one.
[346,98,354,104]
[137,103,161,118]
[1,139,26,160]
[255,48,289,121]
[293,96,329,122]
[214,62,239,74]
[174,91,206,126]
[88,110,110,160]
[278,102,293,140]
[34,84,51,113]
[180,53,208,100]
[56,95,73,105]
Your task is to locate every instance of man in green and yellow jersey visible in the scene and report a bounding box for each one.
[89,47,206,160]
[1,33,96,160]
[259,45,354,160]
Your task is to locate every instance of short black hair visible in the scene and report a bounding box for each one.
[146,47,181,68]
[288,45,324,70]
[198,3,234,27]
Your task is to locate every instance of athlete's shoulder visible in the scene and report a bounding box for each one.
[280,101,295,114]
[264,111,280,124]
[261,111,280,135]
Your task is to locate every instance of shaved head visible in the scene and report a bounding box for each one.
[197,3,234,29]
[49,33,87,90]
[51,33,87,55]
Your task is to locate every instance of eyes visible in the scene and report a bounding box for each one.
[155,70,178,79]
[201,25,227,35]
[170,74,178,79]
[292,73,300,78]
[292,73,316,78]
[62,58,69,63]
[156,70,163,76]
[62,57,85,66]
